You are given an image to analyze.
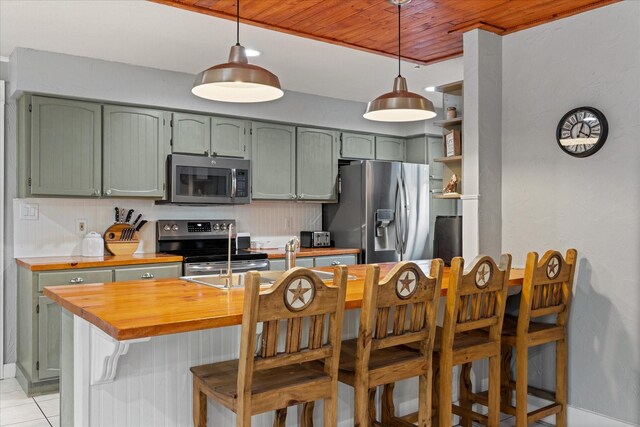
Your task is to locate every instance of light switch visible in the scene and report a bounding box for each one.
[20,203,39,220]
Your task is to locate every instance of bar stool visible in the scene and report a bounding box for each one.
[190,266,347,427]
[307,261,444,426]
[435,254,512,427]
[468,249,577,427]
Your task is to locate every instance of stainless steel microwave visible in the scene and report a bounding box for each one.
[164,154,251,204]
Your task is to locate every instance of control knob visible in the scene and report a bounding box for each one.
[213,223,220,231]
[171,224,179,231]
[163,224,171,231]
[220,223,227,231]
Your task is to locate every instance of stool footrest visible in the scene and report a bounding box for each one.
[452,404,489,424]
[528,403,562,423]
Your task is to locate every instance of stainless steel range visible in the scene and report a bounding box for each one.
[157,219,268,276]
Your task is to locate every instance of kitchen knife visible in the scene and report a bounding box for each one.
[114,207,120,224]
[120,208,126,224]
[125,209,134,224]
[135,220,148,232]
[131,214,142,228]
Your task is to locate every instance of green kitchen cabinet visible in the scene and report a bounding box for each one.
[211,117,249,158]
[171,112,211,155]
[296,127,339,201]
[314,254,358,267]
[405,135,428,164]
[27,96,102,197]
[375,136,405,161]
[37,296,62,380]
[340,132,375,160]
[103,105,170,198]
[251,122,296,200]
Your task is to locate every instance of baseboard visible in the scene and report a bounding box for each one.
[2,363,16,379]
[527,395,638,427]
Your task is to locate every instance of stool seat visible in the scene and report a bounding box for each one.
[337,338,429,388]
[407,327,495,357]
[500,315,565,347]
[191,360,332,414]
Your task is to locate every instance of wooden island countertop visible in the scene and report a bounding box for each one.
[44,263,524,341]
[16,253,183,271]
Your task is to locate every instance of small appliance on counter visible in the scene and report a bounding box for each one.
[300,231,331,248]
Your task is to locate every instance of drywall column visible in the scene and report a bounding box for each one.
[462,30,502,260]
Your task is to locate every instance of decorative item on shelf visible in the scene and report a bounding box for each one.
[443,173,459,194]
[191,0,283,103]
[363,0,436,122]
[446,106,457,119]
[103,207,147,256]
[445,129,462,157]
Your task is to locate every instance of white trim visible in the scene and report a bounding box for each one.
[460,193,480,200]
[90,325,149,385]
[0,56,8,62]
[0,81,5,379]
[74,316,91,427]
[2,363,16,379]
[528,395,639,427]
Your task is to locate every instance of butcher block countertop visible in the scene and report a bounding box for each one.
[16,253,183,271]
[250,247,360,259]
[44,263,524,341]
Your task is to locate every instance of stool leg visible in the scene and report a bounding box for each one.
[274,408,287,427]
[419,373,430,427]
[324,395,338,427]
[432,365,440,426]
[500,346,513,408]
[354,384,369,427]
[301,402,314,427]
[193,378,207,427]
[368,388,377,424]
[381,383,396,424]
[488,355,501,427]
[458,363,472,427]
[439,358,453,427]
[515,344,528,427]
[556,338,568,427]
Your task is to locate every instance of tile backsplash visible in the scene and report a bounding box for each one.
[13,198,322,257]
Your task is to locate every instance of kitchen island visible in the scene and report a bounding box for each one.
[45,263,523,427]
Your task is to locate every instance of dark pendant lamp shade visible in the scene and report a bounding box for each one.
[364,0,436,122]
[192,2,283,103]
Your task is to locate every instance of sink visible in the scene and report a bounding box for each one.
[183,269,355,290]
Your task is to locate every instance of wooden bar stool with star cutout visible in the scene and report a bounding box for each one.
[190,266,347,427]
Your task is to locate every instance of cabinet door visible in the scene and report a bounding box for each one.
[103,105,170,198]
[405,135,428,164]
[340,132,375,159]
[269,259,285,271]
[38,296,61,380]
[251,122,296,200]
[211,117,248,158]
[30,96,102,196]
[171,112,210,155]
[314,254,357,267]
[375,136,405,161]
[427,136,444,180]
[296,127,339,201]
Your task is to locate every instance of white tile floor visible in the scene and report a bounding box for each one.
[0,379,58,427]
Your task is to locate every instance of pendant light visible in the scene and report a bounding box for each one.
[192,0,283,103]
[364,0,436,122]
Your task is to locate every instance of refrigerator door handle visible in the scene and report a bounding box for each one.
[401,174,410,255]
[394,179,402,254]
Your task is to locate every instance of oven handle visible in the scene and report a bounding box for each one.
[231,168,237,198]
[185,260,269,274]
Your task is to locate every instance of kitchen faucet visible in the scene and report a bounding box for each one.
[284,236,299,270]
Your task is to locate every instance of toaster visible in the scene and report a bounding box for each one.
[300,231,331,248]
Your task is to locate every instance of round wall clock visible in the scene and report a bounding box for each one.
[556,107,608,157]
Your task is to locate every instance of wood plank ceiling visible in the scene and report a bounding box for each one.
[151,0,619,65]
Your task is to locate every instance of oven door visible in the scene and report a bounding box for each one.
[183,259,269,276]
[168,154,251,204]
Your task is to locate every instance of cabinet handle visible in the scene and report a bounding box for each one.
[141,272,155,279]
[290,194,296,200]
[105,189,112,196]
[298,194,304,200]
[69,277,84,284]
[331,261,341,266]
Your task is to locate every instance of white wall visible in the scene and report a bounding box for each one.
[501,1,640,424]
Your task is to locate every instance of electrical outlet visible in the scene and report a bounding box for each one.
[76,219,88,234]
[19,203,39,220]
[284,217,292,230]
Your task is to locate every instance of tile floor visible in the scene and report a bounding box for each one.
[1,377,548,427]
[0,379,58,427]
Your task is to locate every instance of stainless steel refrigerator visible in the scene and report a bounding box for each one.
[323,160,430,263]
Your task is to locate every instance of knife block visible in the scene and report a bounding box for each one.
[104,224,140,256]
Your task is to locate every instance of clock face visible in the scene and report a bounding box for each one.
[556,107,608,157]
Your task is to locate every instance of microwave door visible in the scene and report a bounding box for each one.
[173,165,231,203]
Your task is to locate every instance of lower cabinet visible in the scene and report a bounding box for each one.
[17,262,182,394]
[268,254,357,270]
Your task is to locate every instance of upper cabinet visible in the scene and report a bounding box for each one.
[103,105,170,198]
[405,135,428,164]
[211,117,249,158]
[375,136,405,161]
[251,122,296,200]
[171,114,249,158]
[340,132,375,160]
[297,128,339,201]
[171,112,210,155]
[27,96,102,197]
